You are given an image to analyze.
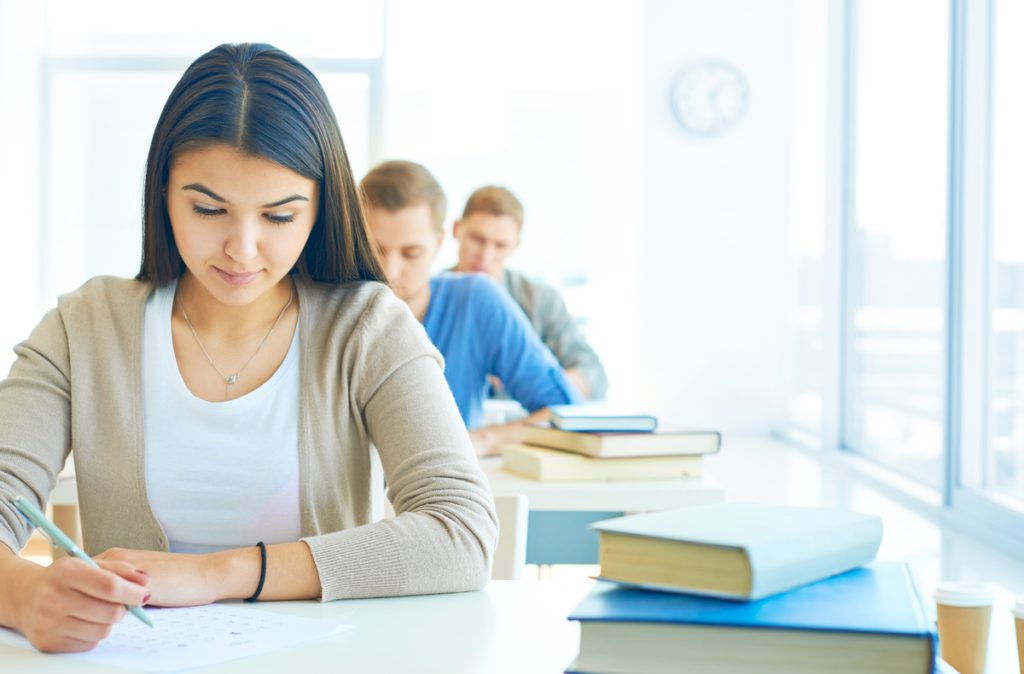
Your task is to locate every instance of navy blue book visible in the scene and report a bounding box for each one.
[567,562,937,674]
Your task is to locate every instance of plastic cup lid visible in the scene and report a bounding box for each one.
[1013,596,1024,619]
[934,581,996,607]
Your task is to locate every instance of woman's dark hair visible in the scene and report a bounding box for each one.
[137,43,385,285]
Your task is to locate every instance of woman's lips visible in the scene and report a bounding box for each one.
[215,268,260,286]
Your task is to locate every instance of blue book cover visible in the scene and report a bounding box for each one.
[568,562,937,674]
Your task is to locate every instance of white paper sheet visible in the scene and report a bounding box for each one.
[0,603,354,672]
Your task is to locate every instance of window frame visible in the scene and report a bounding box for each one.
[948,0,1024,548]
[782,0,1024,562]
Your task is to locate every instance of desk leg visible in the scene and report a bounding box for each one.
[50,505,82,560]
[525,511,623,565]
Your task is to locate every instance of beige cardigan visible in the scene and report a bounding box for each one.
[0,276,497,601]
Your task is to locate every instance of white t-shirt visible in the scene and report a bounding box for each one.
[143,281,301,554]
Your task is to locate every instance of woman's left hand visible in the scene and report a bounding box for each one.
[94,548,228,608]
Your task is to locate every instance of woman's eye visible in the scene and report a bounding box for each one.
[192,205,223,217]
[265,213,295,225]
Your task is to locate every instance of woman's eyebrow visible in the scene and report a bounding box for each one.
[263,195,309,208]
[182,183,227,202]
[181,184,309,208]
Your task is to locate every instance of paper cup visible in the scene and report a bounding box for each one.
[935,582,996,674]
[1013,596,1024,674]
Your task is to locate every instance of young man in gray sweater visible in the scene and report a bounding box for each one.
[452,186,607,400]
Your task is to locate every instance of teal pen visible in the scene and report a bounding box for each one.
[13,496,154,628]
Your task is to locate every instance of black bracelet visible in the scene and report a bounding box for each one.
[245,541,267,603]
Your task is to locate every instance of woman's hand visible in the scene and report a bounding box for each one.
[13,556,150,653]
[94,548,229,608]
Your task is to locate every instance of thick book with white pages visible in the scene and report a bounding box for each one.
[566,564,936,674]
[592,502,883,600]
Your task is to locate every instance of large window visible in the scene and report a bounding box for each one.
[785,0,828,436]
[786,0,1024,553]
[964,0,1024,512]
[844,0,950,487]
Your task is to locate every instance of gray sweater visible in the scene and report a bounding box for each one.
[0,276,497,601]
[503,269,608,399]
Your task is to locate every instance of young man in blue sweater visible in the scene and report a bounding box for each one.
[361,160,581,456]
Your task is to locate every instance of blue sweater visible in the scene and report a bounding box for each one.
[423,273,581,428]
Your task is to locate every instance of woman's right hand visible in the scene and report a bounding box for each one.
[13,556,151,653]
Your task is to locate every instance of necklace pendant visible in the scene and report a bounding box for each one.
[225,373,239,385]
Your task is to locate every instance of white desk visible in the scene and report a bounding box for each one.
[0,578,594,674]
[479,457,725,511]
[45,460,725,563]
[51,460,726,512]
[481,456,725,564]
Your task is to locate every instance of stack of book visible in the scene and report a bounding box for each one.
[500,405,722,482]
[567,502,940,674]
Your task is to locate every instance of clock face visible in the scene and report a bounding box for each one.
[670,60,750,137]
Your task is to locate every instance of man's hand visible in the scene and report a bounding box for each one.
[469,409,550,458]
[469,428,502,457]
[565,368,591,400]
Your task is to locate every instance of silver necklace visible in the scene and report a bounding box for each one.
[177,283,295,400]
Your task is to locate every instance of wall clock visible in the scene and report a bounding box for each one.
[670,60,750,138]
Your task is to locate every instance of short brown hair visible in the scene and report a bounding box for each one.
[360,160,447,233]
[461,186,524,229]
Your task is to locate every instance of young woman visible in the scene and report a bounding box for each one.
[0,43,496,654]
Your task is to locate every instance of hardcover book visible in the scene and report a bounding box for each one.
[500,444,703,481]
[592,502,883,600]
[524,424,721,459]
[567,563,937,674]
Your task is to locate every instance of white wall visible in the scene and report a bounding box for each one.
[382,0,644,406]
[636,0,793,431]
[0,0,797,434]
[0,0,43,376]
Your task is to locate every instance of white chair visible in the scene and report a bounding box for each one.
[491,494,528,580]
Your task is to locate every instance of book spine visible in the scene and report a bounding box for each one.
[528,428,602,456]
[746,517,884,599]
